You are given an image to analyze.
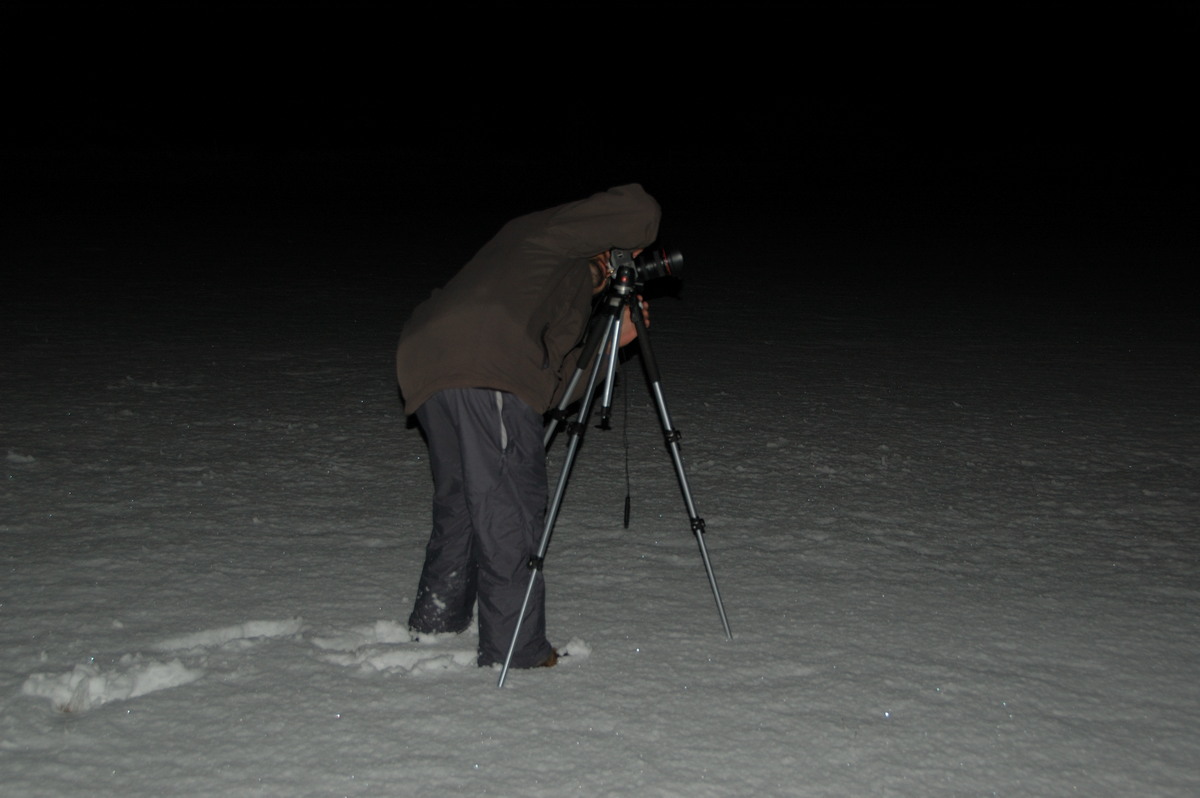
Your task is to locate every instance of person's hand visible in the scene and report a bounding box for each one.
[618,297,649,347]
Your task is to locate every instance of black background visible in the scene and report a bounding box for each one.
[4,3,1197,315]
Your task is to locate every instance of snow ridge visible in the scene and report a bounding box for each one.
[21,656,203,713]
[151,617,306,653]
[20,618,590,712]
[20,617,306,713]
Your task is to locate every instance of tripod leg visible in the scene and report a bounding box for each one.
[544,313,611,449]
[498,315,621,687]
[630,305,733,640]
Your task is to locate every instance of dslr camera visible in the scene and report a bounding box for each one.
[611,247,683,289]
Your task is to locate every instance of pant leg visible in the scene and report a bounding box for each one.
[467,391,553,668]
[409,389,553,668]
[408,392,479,635]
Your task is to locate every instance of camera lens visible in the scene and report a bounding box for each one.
[633,247,683,282]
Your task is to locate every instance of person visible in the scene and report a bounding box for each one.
[395,184,661,669]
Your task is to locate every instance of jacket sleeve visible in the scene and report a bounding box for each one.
[544,266,597,408]
[550,315,604,408]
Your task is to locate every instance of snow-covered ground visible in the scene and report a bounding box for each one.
[3,168,1198,796]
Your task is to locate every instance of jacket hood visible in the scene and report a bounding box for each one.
[533,183,661,258]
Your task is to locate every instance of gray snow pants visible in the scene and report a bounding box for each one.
[408,388,554,668]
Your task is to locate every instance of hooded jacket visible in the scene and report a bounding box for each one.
[396,184,661,416]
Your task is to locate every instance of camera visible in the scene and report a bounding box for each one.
[633,247,683,283]
[610,247,683,290]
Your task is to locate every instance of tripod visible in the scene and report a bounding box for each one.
[497,250,733,687]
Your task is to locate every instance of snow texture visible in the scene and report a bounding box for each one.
[3,169,1198,798]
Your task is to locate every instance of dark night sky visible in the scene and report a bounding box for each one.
[7,4,1193,167]
[3,3,1197,308]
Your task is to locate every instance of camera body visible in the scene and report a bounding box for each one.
[610,247,683,290]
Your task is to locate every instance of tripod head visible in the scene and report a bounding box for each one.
[609,248,640,298]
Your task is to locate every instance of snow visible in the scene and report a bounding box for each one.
[2,164,1198,797]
